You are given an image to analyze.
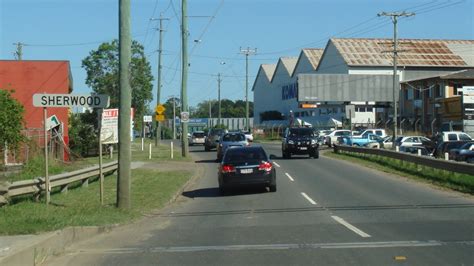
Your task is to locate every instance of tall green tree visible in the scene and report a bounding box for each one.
[191,99,253,118]
[0,89,25,154]
[82,39,154,128]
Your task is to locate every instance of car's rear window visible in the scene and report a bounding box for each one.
[224,148,267,163]
[222,134,245,142]
[193,133,205,138]
[459,133,472,141]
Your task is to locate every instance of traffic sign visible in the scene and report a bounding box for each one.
[180,112,189,123]
[143,115,152,122]
[155,114,165,122]
[155,104,166,114]
[33,94,109,108]
[46,115,60,130]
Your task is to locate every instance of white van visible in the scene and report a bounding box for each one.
[354,129,387,138]
[438,131,472,142]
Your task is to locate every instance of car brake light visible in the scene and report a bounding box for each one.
[258,162,272,172]
[222,164,236,173]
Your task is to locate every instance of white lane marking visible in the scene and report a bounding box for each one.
[70,240,473,254]
[301,192,317,205]
[331,216,371,238]
[273,162,281,168]
[285,173,294,181]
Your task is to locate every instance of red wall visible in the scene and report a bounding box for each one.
[0,60,72,147]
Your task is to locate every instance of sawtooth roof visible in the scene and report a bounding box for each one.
[301,48,324,70]
[271,57,298,82]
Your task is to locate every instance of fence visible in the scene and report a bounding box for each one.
[0,161,118,206]
[333,145,474,176]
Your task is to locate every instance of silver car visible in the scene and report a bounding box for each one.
[217,132,249,161]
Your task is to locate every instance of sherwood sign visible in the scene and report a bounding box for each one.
[33,93,110,108]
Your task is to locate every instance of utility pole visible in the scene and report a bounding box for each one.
[218,73,222,127]
[172,97,176,139]
[152,14,169,146]
[117,0,132,209]
[181,0,189,157]
[378,11,415,146]
[240,47,257,131]
[13,42,24,60]
[209,98,212,128]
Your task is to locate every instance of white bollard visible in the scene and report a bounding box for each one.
[396,146,399,152]
[170,142,174,159]
[444,152,449,161]
[141,137,144,151]
[418,149,422,156]
[109,146,113,159]
[149,143,152,160]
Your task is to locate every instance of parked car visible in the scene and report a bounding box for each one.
[204,128,227,151]
[325,130,351,147]
[433,141,471,159]
[399,146,433,156]
[339,133,384,148]
[216,132,249,161]
[189,131,206,146]
[241,130,254,142]
[396,136,433,148]
[218,146,276,194]
[282,127,319,159]
[448,141,474,163]
[382,136,394,149]
[436,131,472,142]
[354,129,387,138]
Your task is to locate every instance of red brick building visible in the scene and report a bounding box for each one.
[0,60,73,161]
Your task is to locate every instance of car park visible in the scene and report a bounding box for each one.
[189,131,206,146]
[204,128,227,151]
[216,132,249,161]
[218,146,276,194]
[448,142,474,163]
[282,127,319,159]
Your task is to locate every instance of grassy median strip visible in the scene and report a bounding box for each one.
[326,151,474,194]
[0,168,190,235]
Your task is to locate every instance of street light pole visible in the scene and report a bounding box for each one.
[181,0,189,157]
[378,11,415,146]
[240,47,257,131]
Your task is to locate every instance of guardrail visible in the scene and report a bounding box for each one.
[333,145,474,176]
[0,161,118,206]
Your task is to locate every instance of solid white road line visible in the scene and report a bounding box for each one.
[301,192,317,205]
[331,216,371,238]
[285,173,294,181]
[273,162,281,168]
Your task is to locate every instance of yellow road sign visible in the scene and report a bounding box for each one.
[155,114,165,121]
[155,104,166,114]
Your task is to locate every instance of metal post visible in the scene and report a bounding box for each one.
[43,107,50,205]
[240,47,256,131]
[98,109,104,205]
[209,98,212,127]
[172,98,176,139]
[218,73,221,126]
[117,0,132,209]
[181,0,189,157]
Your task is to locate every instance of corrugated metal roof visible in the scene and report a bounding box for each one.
[279,57,298,76]
[331,38,474,67]
[261,64,277,81]
[402,69,474,83]
[302,48,324,70]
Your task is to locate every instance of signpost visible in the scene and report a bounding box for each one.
[32,93,109,205]
[46,115,60,130]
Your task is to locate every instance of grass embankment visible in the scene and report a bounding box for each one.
[326,151,474,194]
[0,139,193,235]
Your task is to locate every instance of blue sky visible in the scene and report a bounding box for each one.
[1,0,473,109]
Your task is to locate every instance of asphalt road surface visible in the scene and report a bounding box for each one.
[49,142,474,266]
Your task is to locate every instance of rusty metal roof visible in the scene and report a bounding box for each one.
[331,38,474,67]
[302,48,324,70]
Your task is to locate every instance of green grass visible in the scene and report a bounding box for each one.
[0,168,190,235]
[326,151,474,194]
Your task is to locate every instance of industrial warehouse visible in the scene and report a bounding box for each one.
[252,38,474,136]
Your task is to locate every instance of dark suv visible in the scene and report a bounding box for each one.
[204,128,227,151]
[282,127,319,159]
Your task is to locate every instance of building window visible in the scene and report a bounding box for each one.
[414,89,421,99]
[366,106,373,112]
[434,84,442,98]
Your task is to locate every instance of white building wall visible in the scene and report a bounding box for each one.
[316,42,349,74]
[253,72,275,125]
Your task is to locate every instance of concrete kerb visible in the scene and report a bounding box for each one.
[0,158,204,266]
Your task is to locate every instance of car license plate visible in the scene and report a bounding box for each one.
[240,168,253,174]
[299,147,307,150]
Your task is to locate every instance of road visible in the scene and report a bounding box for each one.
[49,142,474,265]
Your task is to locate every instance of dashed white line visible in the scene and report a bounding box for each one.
[331,216,371,238]
[285,173,294,181]
[301,192,317,205]
[273,162,281,168]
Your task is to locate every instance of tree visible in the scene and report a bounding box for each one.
[0,89,25,154]
[82,40,154,128]
[190,99,253,118]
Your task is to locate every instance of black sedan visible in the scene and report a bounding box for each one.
[218,146,276,194]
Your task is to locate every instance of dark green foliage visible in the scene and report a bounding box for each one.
[0,89,25,155]
[68,112,99,157]
[191,99,253,118]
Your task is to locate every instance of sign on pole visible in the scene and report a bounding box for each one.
[155,114,165,122]
[143,115,153,122]
[100,108,135,144]
[181,111,190,123]
[33,93,110,108]
[155,104,166,114]
[46,115,60,130]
